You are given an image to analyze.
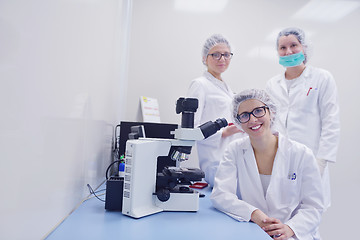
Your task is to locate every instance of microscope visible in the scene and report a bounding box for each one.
[122,97,227,218]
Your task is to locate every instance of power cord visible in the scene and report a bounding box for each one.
[106,160,122,180]
[87,124,124,202]
[86,184,106,202]
[86,158,122,202]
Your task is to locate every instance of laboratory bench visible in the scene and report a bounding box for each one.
[46,183,271,240]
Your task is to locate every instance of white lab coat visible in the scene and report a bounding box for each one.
[187,71,240,186]
[211,133,325,240]
[266,65,340,209]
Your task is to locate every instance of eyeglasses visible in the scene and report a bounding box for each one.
[208,52,233,60]
[236,106,269,123]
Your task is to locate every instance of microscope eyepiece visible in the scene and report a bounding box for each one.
[214,118,228,129]
[176,98,198,114]
[176,97,199,128]
[199,118,228,139]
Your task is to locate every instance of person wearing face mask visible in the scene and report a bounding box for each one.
[266,27,340,210]
[186,34,242,187]
[211,89,325,240]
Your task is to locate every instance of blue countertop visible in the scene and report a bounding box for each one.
[46,184,271,240]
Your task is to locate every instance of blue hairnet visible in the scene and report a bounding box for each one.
[202,34,231,65]
[276,27,310,64]
[232,89,277,132]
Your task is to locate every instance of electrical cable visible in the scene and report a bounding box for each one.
[106,124,122,179]
[86,124,123,203]
[87,184,105,202]
[106,160,122,180]
[114,124,121,153]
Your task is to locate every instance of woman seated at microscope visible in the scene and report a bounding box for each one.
[210,89,325,240]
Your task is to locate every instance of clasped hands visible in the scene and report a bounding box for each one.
[251,209,294,240]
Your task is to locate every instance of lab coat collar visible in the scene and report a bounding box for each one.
[271,132,287,173]
[240,132,287,212]
[203,70,221,82]
[280,65,313,89]
[237,132,283,158]
[272,131,283,155]
[302,65,312,78]
[236,132,286,171]
[203,71,233,97]
[240,136,270,212]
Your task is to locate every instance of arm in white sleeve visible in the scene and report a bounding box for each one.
[210,145,257,222]
[186,79,206,128]
[316,158,327,176]
[317,71,340,162]
[285,147,325,239]
[196,130,226,187]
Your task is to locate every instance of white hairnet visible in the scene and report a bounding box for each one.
[232,89,277,131]
[202,34,231,65]
[276,27,310,64]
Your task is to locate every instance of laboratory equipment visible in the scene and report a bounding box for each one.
[122,97,227,218]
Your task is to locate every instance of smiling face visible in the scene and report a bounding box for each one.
[237,99,272,139]
[205,43,231,79]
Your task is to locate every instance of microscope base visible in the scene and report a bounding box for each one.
[155,191,200,212]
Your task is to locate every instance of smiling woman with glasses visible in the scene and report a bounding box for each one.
[211,89,326,240]
[236,106,269,123]
[186,34,243,187]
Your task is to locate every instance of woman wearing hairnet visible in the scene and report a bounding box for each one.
[266,27,340,210]
[187,34,242,187]
[211,89,325,240]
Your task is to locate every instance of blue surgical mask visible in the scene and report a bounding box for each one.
[279,52,305,67]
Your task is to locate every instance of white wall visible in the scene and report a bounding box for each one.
[125,1,360,240]
[0,0,130,239]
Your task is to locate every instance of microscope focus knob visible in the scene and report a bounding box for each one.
[156,188,170,202]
